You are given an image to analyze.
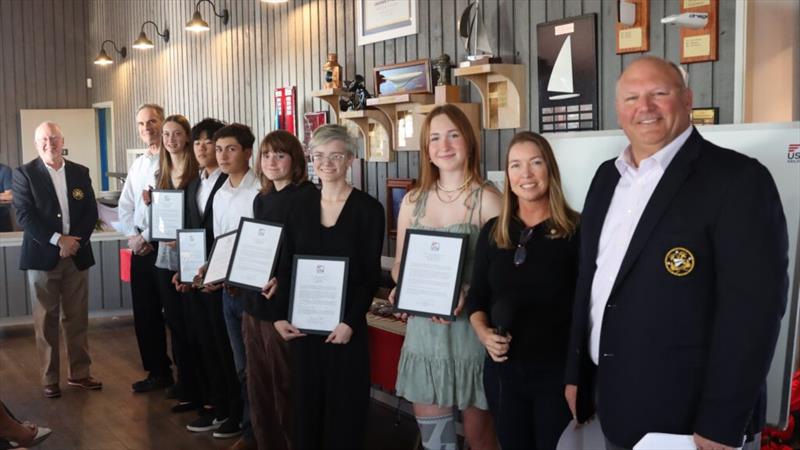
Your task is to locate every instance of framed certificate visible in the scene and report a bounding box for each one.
[177,229,207,284]
[288,255,349,335]
[394,229,468,320]
[203,231,237,286]
[226,218,284,291]
[149,189,185,241]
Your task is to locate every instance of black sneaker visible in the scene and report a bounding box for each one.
[171,401,200,413]
[212,418,242,439]
[165,383,183,400]
[131,374,174,393]
[187,415,226,432]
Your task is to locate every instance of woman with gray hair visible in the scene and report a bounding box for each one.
[272,124,384,449]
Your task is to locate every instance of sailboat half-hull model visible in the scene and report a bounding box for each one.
[458,0,501,67]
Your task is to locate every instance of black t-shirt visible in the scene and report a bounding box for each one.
[242,181,318,320]
[464,216,579,363]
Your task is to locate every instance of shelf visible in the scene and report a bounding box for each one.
[415,102,481,146]
[310,88,349,122]
[340,109,394,162]
[366,94,434,151]
[454,64,526,129]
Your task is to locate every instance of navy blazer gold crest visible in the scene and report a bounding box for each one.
[12,158,98,271]
[565,129,789,447]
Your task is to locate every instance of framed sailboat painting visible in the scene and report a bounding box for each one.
[536,14,598,132]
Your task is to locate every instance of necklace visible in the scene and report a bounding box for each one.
[435,185,463,204]
[436,176,472,193]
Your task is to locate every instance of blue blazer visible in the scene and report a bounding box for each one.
[564,129,789,448]
[13,158,98,271]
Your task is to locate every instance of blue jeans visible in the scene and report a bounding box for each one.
[222,290,252,440]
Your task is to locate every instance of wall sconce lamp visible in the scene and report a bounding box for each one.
[133,21,170,50]
[186,0,229,32]
[93,40,127,65]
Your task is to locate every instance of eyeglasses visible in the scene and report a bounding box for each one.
[312,152,347,163]
[513,227,536,266]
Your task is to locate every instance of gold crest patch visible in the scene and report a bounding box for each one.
[664,247,695,277]
[71,188,84,200]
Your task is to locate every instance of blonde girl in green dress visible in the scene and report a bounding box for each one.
[390,105,502,450]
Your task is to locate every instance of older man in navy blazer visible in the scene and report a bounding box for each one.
[564,57,789,450]
[13,121,101,399]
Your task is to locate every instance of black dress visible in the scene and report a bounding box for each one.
[464,216,579,450]
[274,187,384,450]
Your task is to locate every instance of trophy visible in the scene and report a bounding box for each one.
[322,53,342,89]
[434,54,452,86]
[457,0,501,67]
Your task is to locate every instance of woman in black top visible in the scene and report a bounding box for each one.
[273,124,384,450]
[241,130,316,450]
[465,131,580,450]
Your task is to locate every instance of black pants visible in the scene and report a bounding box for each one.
[290,330,370,450]
[155,268,199,403]
[130,251,171,377]
[483,358,572,450]
[185,289,241,419]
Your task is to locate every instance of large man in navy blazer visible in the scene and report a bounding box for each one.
[564,57,789,450]
[13,122,101,399]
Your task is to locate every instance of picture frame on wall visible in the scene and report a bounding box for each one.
[303,111,329,185]
[386,178,415,238]
[374,59,433,97]
[356,0,418,46]
[536,14,599,133]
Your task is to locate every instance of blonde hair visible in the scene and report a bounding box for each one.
[156,114,198,190]
[308,124,357,156]
[492,131,579,249]
[409,104,483,202]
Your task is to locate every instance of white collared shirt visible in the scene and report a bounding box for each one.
[212,169,260,237]
[197,167,222,216]
[588,126,693,365]
[45,160,70,245]
[118,150,159,237]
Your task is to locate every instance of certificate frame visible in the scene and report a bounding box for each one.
[288,255,349,335]
[148,189,185,241]
[176,229,207,284]
[356,0,418,46]
[394,229,468,320]
[203,230,238,286]
[225,218,284,292]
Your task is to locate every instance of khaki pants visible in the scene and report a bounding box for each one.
[28,258,91,386]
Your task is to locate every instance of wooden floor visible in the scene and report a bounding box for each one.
[0,316,419,450]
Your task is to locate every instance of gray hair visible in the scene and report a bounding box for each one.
[137,103,165,121]
[308,124,357,157]
[34,121,64,140]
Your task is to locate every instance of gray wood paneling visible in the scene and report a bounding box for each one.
[80,0,738,255]
[0,0,89,170]
[0,240,127,319]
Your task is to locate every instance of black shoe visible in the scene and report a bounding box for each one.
[131,374,174,393]
[212,418,243,439]
[165,383,183,400]
[171,401,200,413]
[186,415,226,432]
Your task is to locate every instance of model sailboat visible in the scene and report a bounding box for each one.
[547,35,581,100]
[458,0,496,63]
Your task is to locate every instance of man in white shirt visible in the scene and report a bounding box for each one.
[565,57,788,450]
[13,122,100,398]
[118,104,174,393]
[208,123,260,445]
